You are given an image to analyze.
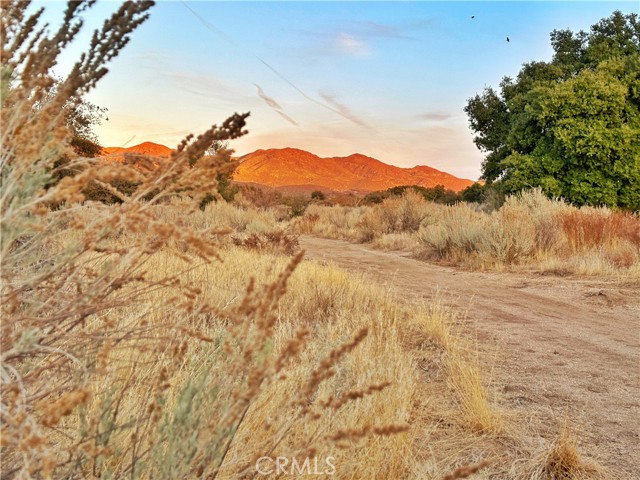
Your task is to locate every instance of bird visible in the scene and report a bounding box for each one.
[506,36,510,42]
[471,15,475,19]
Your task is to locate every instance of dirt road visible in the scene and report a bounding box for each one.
[299,235,640,478]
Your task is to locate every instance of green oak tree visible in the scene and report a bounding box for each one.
[465,11,640,210]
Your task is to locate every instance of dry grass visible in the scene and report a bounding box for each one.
[528,417,606,480]
[4,203,508,478]
[414,302,502,435]
[290,203,365,239]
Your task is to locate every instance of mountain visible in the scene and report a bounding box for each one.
[100,142,173,172]
[101,141,173,157]
[233,148,474,192]
[99,143,475,192]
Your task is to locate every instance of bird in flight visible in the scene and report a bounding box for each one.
[471,15,475,19]
[506,36,510,42]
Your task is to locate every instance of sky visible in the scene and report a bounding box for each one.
[37,1,639,180]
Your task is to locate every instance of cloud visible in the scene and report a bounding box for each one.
[253,83,299,127]
[357,21,414,40]
[318,90,371,129]
[272,110,300,127]
[295,17,436,59]
[417,112,455,122]
[334,32,370,57]
[164,71,248,101]
[254,83,283,110]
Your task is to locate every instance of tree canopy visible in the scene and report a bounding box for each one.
[465,11,640,210]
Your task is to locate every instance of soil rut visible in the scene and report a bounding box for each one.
[299,235,640,478]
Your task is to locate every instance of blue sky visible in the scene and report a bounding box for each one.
[40,1,639,180]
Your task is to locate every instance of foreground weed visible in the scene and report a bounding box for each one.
[1,3,410,478]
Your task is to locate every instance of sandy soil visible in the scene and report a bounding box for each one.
[299,235,640,479]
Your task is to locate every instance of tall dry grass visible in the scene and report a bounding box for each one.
[527,417,605,479]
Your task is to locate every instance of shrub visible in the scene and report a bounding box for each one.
[357,191,434,241]
[418,203,486,261]
[311,190,326,200]
[478,207,537,265]
[561,209,640,252]
[362,184,460,206]
[232,231,300,255]
[283,195,310,217]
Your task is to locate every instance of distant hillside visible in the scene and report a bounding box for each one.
[101,141,172,157]
[234,148,474,192]
[100,142,173,172]
[99,143,475,192]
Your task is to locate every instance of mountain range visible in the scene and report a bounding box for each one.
[100,142,474,192]
[235,148,474,192]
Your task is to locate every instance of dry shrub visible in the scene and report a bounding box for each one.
[286,184,637,276]
[152,198,280,233]
[502,189,567,254]
[414,189,639,274]
[234,183,283,209]
[561,208,640,252]
[358,191,437,242]
[417,203,486,261]
[604,240,639,268]
[478,206,537,265]
[289,204,365,240]
[232,230,300,255]
[293,212,320,234]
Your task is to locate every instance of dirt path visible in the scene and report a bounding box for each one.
[299,235,640,478]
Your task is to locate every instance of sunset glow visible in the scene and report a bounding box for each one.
[40,1,638,180]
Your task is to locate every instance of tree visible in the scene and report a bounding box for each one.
[46,97,108,194]
[66,98,107,157]
[460,183,485,203]
[36,78,108,157]
[465,11,640,210]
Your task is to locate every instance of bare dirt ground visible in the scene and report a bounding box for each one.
[299,235,640,479]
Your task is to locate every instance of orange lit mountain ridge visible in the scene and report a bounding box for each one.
[100,141,173,173]
[101,141,173,157]
[234,148,474,192]
[100,143,474,192]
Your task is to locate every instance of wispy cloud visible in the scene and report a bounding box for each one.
[254,83,283,110]
[165,71,244,99]
[417,112,455,122]
[297,17,436,58]
[254,84,299,126]
[334,32,370,57]
[181,2,372,129]
[359,21,410,39]
[318,90,371,129]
